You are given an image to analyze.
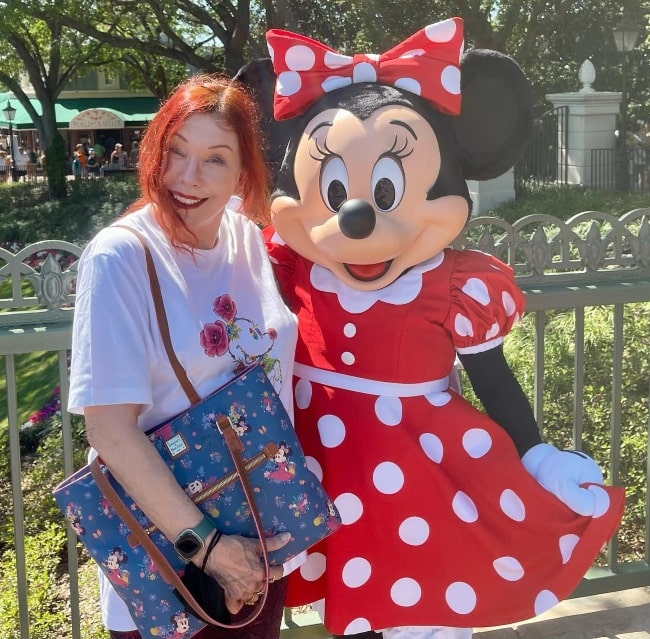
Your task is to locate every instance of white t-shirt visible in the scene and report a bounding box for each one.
[68,202,298,630]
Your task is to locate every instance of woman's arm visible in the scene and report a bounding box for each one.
[85,403,287,613]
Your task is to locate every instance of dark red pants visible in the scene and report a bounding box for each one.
[109,577,288,639]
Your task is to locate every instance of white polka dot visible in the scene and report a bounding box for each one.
[324,51,351,69]
[445,582,477,614]
[322,76,352,93]
[394,77,422,96]
[399,49,425,59]
[341,351,355,365]
[425,390,452,407]
[317,414,346,448]
[502,291,516,316]
[500,489,526,522]
[342,557,372,588]
[353,62,377,83]
[276,71,302,97]
[344,619,372,634]
[391,577,422,607]
[493,556,525,581]
[462,428,492,458]
[343,322,357,337]
[486,322,500,340]
[454,313,474,337]
[305,455,323,482]
[335,492,363,525]
[441,65,461,95]
[452,491,478,523]
[420,433,444,463]
[285,44,316,71]
[425,19,458,43]
[559,534,580,564]
[375,395,402,426]
[399,517,430,546]
[300,552,326,581]
[588,484,611,518]
[534,590,559,615]
[462,277,490,306]
[267,43,275,61]
[295,378,312,409]
[373,461,405,494]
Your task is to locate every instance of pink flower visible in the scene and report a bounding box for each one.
[213,294,237,322]
[200,321,229,357]
[267,328,278,340]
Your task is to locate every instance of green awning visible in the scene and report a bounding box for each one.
[0,93,159,129]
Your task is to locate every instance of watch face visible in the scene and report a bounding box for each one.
[175,531,202,560]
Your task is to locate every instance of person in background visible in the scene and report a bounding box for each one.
[128,140,139,168]
[75,143,87,178]
[0,150,8,183]
[67,73,298,639]
[15,146,29,182]
[94,136,106,163]
[109,142,127,169]
[86,148,100,178]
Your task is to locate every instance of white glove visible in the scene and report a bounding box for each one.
[521,443,610,517]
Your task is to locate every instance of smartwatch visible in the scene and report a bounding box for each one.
[173,516,217,561]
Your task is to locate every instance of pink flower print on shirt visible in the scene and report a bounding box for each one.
[213,294,237,322]
[200,320,229,356]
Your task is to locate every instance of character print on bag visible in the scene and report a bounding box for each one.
[53,365,342,638]
[264,441,296,482]
[200,293,282,388]
[104,547,130,587]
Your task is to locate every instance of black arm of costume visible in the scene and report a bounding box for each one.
[458,345,542,456]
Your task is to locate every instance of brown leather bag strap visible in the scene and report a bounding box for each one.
[91,444,270,629]
[113,224,200,405]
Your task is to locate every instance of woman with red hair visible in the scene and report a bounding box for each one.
[68,74,298,639]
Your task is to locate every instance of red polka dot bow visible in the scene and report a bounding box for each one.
[266,18,464,121]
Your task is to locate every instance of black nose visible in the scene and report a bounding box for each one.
[338,199,376,239]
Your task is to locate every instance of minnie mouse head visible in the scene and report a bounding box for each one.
[261,18,532,291]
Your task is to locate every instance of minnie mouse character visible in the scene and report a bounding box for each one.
[255,18,624,638]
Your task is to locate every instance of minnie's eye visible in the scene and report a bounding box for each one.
[371,156,405,211]
[320,156,349,212]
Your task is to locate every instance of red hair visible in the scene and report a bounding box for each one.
[125,74,271,247]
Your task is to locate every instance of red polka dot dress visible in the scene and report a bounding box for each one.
[265,236,625,635]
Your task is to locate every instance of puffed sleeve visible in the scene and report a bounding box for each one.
[263,225,299,305]
[445,249,526,354]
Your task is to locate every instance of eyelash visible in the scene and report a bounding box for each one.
[309,136,337,163]
[170,147,224,164]
[386,135,413,160]
[309,135,413,162]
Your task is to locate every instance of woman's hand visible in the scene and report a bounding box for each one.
[202,531,289,613]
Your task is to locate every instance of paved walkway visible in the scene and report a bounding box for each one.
[282,586,650,638]
[474,586,650,639]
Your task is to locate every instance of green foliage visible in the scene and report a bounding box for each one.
[484,184,650,224]
[0,175,139,246]
[503,304,650,560]
[0,523,68,639]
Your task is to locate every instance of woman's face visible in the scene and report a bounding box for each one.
[162,112,242,248]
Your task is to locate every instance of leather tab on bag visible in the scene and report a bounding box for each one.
[217,415,245,455]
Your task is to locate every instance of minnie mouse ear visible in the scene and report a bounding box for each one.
[451,49,533,181]
[234,59,294,186]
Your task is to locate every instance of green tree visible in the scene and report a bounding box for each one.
[0,1,109,198]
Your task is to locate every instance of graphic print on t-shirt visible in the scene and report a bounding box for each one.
[199,293,282,388]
